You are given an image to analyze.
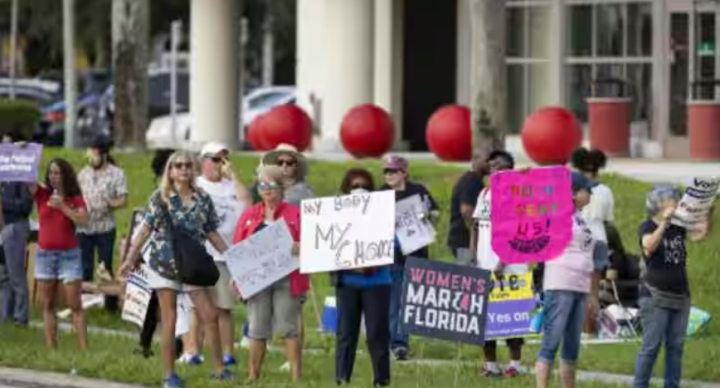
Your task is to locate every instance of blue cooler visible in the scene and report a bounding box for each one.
[322,297,338,333]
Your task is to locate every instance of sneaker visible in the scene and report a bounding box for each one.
[481,367,503,377]
[134,347,154,359]
[392,348,409,361]
[505,366,523,377]
[279,361,290,371]
[162,373,184,388]
[223,354,237,367]
[210,369,233,380]
[178,354,203,365]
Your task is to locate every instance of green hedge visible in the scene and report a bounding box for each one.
[0,99,41,140]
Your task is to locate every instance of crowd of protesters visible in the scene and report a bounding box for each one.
[0,136,711,388]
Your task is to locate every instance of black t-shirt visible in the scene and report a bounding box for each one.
[638,220,689,296]
[381,181,439,261]
[447,171,484,249]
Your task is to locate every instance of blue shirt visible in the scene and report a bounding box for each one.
[339,266,392,288]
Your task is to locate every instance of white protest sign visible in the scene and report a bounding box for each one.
[121,265,152,327]
[395,194,436,255]
[225,220,297,299]
[671,177,719,229]
[300,190,396,274]
[175,293,192,337]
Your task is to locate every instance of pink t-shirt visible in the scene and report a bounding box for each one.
[543,212,596,293]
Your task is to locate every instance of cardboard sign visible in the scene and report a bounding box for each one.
[121,265,151,327]
[300,190,396,274]
[490,166,573,264]
[226,220,297,298]
[400,257,491,345]
[671,177,719,229]
[485,272,538,340]
[395,194,436,255]
[0,142,43,182]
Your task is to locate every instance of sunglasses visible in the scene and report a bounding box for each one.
[173,162,193,170]
[258,180,282,191]
[383,168,401,175]
[277,159,297,167]
[207,156,223,164]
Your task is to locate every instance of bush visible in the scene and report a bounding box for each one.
[0,99,41,140]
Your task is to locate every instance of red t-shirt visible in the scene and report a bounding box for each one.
[35,187,86,250]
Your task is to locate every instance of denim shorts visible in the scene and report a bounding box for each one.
[537,290,587,365]
[34,247,83,282]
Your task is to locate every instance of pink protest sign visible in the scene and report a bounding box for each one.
[490,166,573,264]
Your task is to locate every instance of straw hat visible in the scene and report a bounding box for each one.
[261,143,308,180]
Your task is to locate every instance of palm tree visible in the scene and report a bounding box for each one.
[468,0,507,152]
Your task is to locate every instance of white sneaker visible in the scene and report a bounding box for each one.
[239,337,250,349]
[279,361,290,372]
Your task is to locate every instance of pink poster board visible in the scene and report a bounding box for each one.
[490,166,573,264]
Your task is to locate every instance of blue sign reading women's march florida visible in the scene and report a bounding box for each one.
[0,142,43,182]
[400,257,491,345]
[485,272,539,340]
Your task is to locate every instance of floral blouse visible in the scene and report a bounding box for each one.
[143,188,219,280]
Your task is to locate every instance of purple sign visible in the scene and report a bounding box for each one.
[485,298,538,339]
[0,143,43,182]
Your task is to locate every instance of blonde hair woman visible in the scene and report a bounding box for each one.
[120,151,232,388]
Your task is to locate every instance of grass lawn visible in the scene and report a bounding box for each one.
[2,149,720,384]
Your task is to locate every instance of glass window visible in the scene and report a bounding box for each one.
[627,3,653,56]
[566,65,592,123]
[596,3,625,57]
[567,5,593,57]
[529,6,551,58]
[507,64,526,134]
[507,7,525,58]
[626,64,652,121]
[528,63,550,113]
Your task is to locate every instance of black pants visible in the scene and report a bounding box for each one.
[335,285,391,386]
[139,290,183,359]
[78,230,119,313]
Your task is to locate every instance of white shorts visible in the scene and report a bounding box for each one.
[146,265,202,292]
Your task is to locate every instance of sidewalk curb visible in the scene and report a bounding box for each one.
[0,367,151,388]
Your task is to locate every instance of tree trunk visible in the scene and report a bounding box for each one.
[469,0,507,153]
[111,0,149,149]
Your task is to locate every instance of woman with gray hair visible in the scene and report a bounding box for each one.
[232,165,309,381]
[633,184,710,388]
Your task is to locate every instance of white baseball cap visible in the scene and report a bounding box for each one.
[200,141,230,158]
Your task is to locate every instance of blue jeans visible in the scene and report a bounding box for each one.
[633,297,690,388]
[537,290,587,365]
[388,263,408,351]
[1,220,30,324]
[35,247,83,281]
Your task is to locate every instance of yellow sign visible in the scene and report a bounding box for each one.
[488,272,534,303]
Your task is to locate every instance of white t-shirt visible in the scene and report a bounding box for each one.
[543,212,596,293]
[581,183,614,242]
[472,188,529,275]
[196,177,245,261]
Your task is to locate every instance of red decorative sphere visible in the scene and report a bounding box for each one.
[247,114,270,151]
[340,104,395,158]
[258,105,313,151]
[426,105,472,161]
[521,107,582,165]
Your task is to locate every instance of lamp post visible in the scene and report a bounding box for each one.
[8,0,19,100]
[63,0,77,148]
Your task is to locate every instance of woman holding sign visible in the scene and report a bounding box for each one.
[232,165,309,382]
[535,172,606,388]
[633,185,710,388]
[27,158,89,351]
[120,151,233,388]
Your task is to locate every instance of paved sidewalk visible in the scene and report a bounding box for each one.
[0,367,151,388]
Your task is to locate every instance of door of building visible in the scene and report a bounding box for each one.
[668,0,720,136]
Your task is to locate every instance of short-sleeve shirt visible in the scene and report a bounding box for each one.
[543,212,596,293]
[196,177,245,261]
[448,171,484,248]
[472,188,528,274]
[142,189,220,277]
[35,186,86,250]
[638,220,688,296]
[77,164,128,234]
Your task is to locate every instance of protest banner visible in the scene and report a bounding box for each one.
[226,220,297,298]
[485,272,538,340]
[671,177,719,229]
[300,190,395,274]
[400,257,491,345]
[490,166,573,264]
[0,142,43,182]
[395,194,436,255]
[121,265,151,327]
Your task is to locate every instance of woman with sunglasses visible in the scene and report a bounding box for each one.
[120,151,232,388]
[332,168,392,386]
[380,155,439,361]
[232,165,309,381]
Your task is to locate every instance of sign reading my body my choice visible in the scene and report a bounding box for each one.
[490,166,573,264]
[0,142,43,182]
[400,258,491,345]
[300,190,396,274]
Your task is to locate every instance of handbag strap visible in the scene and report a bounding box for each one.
[158,200,177,236]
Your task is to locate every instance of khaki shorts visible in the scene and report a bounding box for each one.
[210,262,236,310]
[246,278,302,340]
